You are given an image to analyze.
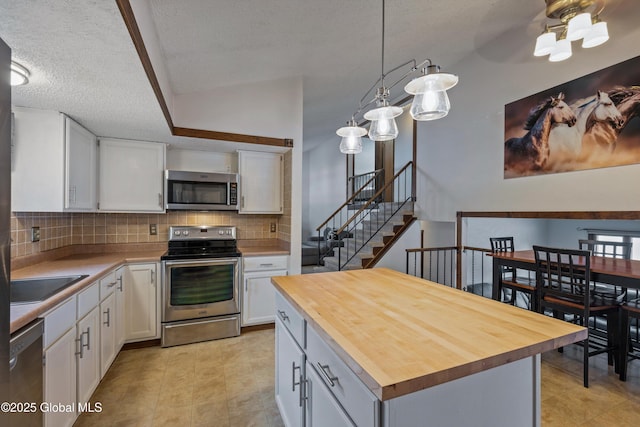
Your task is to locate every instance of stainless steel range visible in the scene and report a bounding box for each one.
[161,225,241,347]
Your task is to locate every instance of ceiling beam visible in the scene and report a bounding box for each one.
[115,0,293,148]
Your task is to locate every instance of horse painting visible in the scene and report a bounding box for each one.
[548,90,624,160]
[583,86,640,151]
[504,93,577,173]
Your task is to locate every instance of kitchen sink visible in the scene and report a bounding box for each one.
[10,274,89,304]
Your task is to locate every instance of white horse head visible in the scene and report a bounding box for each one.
[548,92,577,127]
[590,90,624,129]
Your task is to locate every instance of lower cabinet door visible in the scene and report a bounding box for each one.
[243,270,287,326]
[305,360,355,427]
[100,293,117,377]
[275,319,305,427]
[44,328,77,427]
[77,306,101,405]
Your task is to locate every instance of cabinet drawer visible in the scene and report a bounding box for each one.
[99,271,117,300]
[275,292,305,348]
[244,255,288,271]
[43,296,76,348]
[77,282,99,319]
[306,325,379,427]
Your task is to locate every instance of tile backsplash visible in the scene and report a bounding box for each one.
[11,210,285,261]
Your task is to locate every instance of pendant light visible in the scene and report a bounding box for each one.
[335,0,457,153]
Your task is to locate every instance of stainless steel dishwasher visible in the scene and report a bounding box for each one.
[9,318,44,427]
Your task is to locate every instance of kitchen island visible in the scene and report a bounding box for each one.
[271,268,587,427]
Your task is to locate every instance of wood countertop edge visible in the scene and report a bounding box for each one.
[10,252,162,334]
[272,278,589,401]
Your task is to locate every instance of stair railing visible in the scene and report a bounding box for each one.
[332,161,413,270]
[347,169,383,202]
[315,169,387,263]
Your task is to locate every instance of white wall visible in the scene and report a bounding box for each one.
[417,30,640,222]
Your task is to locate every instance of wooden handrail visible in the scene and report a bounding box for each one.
[316,169,384,231]
[348,168,383,182]
[336,161,413,235]
[462,246,492,253]
[406,246,458,253]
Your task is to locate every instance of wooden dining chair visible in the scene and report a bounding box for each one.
[490,237,536,311]
[620,299,640,381]
[533,245,620,388]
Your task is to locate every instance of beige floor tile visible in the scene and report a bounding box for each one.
[73,327,640,427]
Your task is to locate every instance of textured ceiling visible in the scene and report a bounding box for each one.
[0,0,636,152]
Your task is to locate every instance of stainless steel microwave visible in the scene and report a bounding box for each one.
[165,170,239,211]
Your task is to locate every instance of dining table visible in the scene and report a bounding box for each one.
[490,249,640,302]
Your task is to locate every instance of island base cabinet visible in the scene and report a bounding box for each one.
[305,360,355,427]
[44,327,77,427]
[275,319,305,427]
[381,355,540,427]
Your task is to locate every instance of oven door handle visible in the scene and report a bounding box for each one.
[163,258,239,268]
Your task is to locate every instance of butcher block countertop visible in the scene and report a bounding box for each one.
[271,268,587,401]
[10,251,164,334]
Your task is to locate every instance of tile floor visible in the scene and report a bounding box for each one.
[76,328,640,427]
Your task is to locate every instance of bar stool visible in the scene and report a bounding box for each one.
[490,237,536,311]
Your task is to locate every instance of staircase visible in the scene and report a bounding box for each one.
[314,161,415,272]
[320,202,415,271]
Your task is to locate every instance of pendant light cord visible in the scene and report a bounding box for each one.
[381,0,385,88]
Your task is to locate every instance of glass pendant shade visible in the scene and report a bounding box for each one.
[549,38,572,62]
[534,32,557,56]
[582,21,609,48]
[566,13,592,41]
[363,106,402,141]
[339,135,363,154]
[337,124,367,154]
[409,80,451,121]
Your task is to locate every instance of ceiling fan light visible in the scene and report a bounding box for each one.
[534,32,557,56]
[566,13,592,41]
[10,61,30,86]
[549,38,572,62]
[582,21,609,48]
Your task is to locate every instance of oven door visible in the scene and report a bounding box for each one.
[163,258,239,322]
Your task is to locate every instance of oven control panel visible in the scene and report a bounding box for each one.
[168,225,236,241]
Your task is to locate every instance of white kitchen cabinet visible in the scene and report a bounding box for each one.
[76,305,101,405]
[125,263,159,341]
[98,138,165,212]
[276,319,305,427]
[238,150,283,214]
[305,360,355,427]
[100,292,117,377]
[115,266,126,350]
[242,255,288,326]
[44,327,77,427]
[11,107,97,212]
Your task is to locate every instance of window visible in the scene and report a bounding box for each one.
[587,232,640,260]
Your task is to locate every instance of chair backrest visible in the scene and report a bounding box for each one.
[533,245,591,308]
[490,237,515,253]
[578,239,632,260]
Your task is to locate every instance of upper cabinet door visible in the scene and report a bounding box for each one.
[98,139,165,212]
[65,117,97,210]
[238,150,283,214]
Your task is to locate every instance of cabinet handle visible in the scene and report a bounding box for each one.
[317,362,338,387]
[117,275,123,291]
[158,193,163,208]
[292,361,301,392]
[277,310,289,322]
[104,308,111,327]
[241,196,245,209]
[151,270,155,284]
[259,263,274,267]
[108,280,117,288]
[84,327,91,351]
[75,337,84,358]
